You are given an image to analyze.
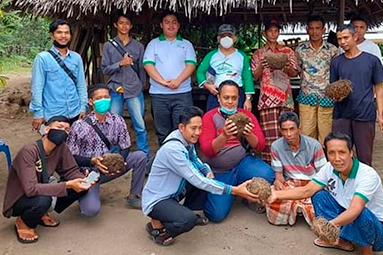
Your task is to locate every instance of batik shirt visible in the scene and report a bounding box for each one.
[251,44,298,111]
[295,41,338,107]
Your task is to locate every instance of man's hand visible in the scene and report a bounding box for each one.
[231,180,260,203]
[243,122,254,137]
[66,178,92,193]
[273,179,285,191]
[243,99,252,111]
[206,171,215,179]
[79,112,86,119]
[282,58,291,73]
[378,116,383,132]
[159,79,172,88]
[32,118,45,131]
[119,56,134,67]
[267,189,278,204]
[204,82,218,96]
[260,58,270,70]
[222,119,238,138]
[91,156,108,174]
[168,79,182,90]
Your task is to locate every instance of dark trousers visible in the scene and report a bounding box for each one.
[148,183,206,238]
[206,86,245,112]
[150,92,193,144]
[12,189,87,228]
[332,118,375,166]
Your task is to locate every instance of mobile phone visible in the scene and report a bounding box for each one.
[81,171,100,187]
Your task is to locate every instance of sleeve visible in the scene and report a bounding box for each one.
[138,43,147,85]
[199,111,219,157]
[288,49,299,74]
[295,47,303,73]
[329,58,339,83]
[66,121,85,156]
[191,147,212,175]
[56,144,86,181]
[240,51,255,94]
[372,43,383,65]
[312,163,331,188]
[29,54,45,119]
[354,172,381,202]
[270,142,283,172]
[116,116,131,150]
[167,148,231,195]
[247,110,266,151]
[251,49,261,74]
[313,142,327,171]
[75,55,87,113]
[73,155,92,167]
[143,40,156,66]
[372,56,383,86]
[185,41,197,66]
[13,146,68,197]
[101,42,121,75]
[196,51,214,87]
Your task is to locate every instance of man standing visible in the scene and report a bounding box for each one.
[67,84,147,213]
[295,16,338,145]
[200,80,274,222]
[196,24,254,111]
[101,12,149,156]
[252,19,298,164]
[267,112,327,226]
[30,19,87,131]
[3,116,93,243]
[143,10,197,144]
[330,24,383,166]
[269,132,383,254]
[142,106,259,246]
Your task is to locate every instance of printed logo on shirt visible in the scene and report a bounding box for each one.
[325,178,337,197]
[35,159,43,172]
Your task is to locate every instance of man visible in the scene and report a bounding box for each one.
[269,132,383,254]
[142,106,259,246]
[251,19,299,164]
[196,24,254,111]
[200,80,274,222]
[30,19,87,131]
[295,16,338,145]
[143,10,197,144]
[330,24,383,166]
[267,112,327,226]
[3,116,93,243]
[101,12,149,156]
[67,84,147,214]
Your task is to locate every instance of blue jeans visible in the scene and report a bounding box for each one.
[312,190,383,251]
[206,86,245,112]
[110,91,149,156]
[203,155,275,222]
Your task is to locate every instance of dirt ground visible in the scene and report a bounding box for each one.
[0,74,382,255]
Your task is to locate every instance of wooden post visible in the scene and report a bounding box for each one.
[338,0,345,25]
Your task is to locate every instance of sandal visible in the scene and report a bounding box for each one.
[195,214,209,226]
[39,214,60,227]
[146,222,166,237]
[314,238,355,252]
[14,225,38,244]
[153,231,175,246]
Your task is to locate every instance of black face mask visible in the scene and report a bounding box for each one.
[53,40,69,49]
[48,129,68,146]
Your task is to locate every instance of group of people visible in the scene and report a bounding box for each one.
[2,9,383,255]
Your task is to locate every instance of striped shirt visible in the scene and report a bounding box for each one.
[271,134,327,180]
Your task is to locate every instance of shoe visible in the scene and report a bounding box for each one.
[125,194,142,209]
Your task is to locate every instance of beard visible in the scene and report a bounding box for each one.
[53,40,70,49]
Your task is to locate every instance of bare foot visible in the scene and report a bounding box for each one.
[40,213,60,227]
[151,219,164,229]
[15,217,38,242]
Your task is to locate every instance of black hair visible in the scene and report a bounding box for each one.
[337,23,356,34]
[307,15,325,28]
[178,106,203,126]
[88,83,109,99]
[160,10,179,23]
[324,131,353,152]
[46,116,70,126]
[278,111,300,128]
[114,11,132,24]
[350,15,368,27]
[218,80,240,94]
[49,19,72,34]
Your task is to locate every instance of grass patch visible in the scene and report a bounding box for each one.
[1,58,32,75]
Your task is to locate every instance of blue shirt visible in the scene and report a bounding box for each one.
[29,47,87,120]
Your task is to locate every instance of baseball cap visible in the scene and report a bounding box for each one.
[264,19,281,30]
[218,24,236,36]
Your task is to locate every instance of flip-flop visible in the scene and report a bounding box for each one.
[195,214,209,226]
[313,238,355,252]
[153,232,175,246]
[39,214,60,228]
[145,222,166,237]
[14,225,38,244]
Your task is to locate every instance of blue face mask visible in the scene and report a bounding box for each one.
[220,106,237,115]
[94,98,111,114]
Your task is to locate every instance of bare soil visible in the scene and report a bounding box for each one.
[0,74,382,255]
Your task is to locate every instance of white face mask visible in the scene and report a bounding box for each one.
[220,36,234,49]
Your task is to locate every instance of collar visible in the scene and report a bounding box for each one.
[88,112,113,125]
[114,36,132,46]
[282,134,305,152]
[159,34,183,41]
[51,46,70,57]
[264,43,284,52]
[172,130,193,149]
[333,157,359,179]
[308,40,329,51]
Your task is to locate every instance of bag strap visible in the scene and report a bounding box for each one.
[36,139,49,183]
[108,39,139,75]
[84,118,111,149]
[47,50,76,84]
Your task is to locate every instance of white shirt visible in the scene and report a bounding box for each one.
[313,159,383,221]
[339,39,382,64]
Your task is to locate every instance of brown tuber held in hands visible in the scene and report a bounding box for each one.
[264,53,289,70]
[101,153,125,174]
[325,79,353,102]
[228,112,251,137]
[246,177,272,200]
[312,217,340,243]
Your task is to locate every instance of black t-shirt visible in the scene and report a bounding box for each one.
[330,52,383,121]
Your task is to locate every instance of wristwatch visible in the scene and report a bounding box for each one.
[246,95,252,101]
